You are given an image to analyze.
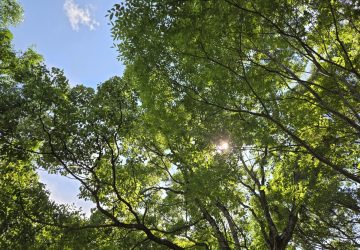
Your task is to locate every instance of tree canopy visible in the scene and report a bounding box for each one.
[1,0,360,249]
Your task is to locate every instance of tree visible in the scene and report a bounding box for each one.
[111,0,360,184]
[2,0,360,249]
[107,0,360,248]
[0,2,98,248]
[0,0,23,27]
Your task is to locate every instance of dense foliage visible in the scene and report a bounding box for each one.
[1,0,359,249]
[1,1,98,248]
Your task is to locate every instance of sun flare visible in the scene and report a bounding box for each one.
[216,141,230,152]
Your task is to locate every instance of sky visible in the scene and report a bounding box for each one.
[11,0,125,215]
[11,0,124,87]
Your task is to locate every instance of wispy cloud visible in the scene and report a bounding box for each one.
[63,0,99,31]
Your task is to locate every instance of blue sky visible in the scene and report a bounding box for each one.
[11,0,124,215]
[11,0,123,87]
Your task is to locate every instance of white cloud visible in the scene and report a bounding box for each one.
[63,0,99,31]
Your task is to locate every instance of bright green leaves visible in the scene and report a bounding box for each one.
[0,159,90,249]
[2,0,360,248]
[109,0,360,249]
[0,0,23,27]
